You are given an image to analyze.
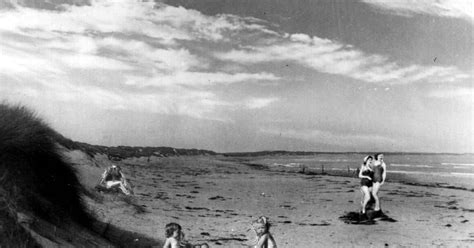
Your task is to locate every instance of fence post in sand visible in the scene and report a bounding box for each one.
[321,164,325,174]
[299,164,306,174]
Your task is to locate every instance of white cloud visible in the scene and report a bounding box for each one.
[362,0,474,23]
[0,78,223,119]
[0,1,281,119]
[0,0,470,123]
[125,72,278,87]
[216,33,470,84]
[0,1,275,42]
[427,87,474,104]
[244,97,279,109]
[60,54,133,70]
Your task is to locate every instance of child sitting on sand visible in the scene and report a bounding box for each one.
[251,216,277,248]
[163,223,209,248]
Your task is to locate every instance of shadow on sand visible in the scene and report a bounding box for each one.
[339,210,397,225]
[94,220,162,247]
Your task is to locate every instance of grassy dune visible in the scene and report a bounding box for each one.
[0,104,162,247]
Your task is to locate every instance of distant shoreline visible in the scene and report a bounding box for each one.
[222,151,473,157]
[60,138,472,159]
[222,157,474,193]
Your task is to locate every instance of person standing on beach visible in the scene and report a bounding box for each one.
[372,153,387,212]
[358,156,373,214]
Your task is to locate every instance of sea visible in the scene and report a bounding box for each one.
[245,153,474,190]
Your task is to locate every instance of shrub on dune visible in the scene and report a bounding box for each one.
[0,103,93,244]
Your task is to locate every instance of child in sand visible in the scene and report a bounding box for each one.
[163,223,209,248]
[251,216,277,248]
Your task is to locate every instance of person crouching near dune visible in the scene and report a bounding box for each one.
[99,164,131,195]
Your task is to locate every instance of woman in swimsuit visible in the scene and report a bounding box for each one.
[372,153,387,212]
[358,156,373,214]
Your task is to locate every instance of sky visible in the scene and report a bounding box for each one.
[0,0,472,153]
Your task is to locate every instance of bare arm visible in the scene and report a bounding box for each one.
[381,162,387,184]
[255,234,268,248]
[163,239,170,248]
[99,169,108,184]
[120,172,127,184]
[255,233,276,248]
[267,233,277,248]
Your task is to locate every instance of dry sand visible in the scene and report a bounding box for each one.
[70,153,474,247]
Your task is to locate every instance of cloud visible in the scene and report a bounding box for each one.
[0,1,280,119]
[0,1,276,42]
[0,78,223,119]
[0,0,470,123]
[216,33,469,84]
[427,87,474,103]
[362,0,474,23]
[125,72,278,88]
[244,97,279,109]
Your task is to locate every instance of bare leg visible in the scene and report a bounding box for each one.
[106,181,121,189]
[119,181,130,195]
[106,181,130,195]
[360,186,371,213]
[372,182,382,211]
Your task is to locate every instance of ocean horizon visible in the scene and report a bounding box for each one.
[241,153,474,190]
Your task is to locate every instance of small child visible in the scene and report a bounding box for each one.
[163,223,209,248]
[163,223,183,248]
[251,216,277,248]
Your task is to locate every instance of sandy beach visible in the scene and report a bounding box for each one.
[69,152,474,247]
[2,1,473,247]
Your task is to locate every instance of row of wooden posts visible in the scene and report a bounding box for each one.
[298,164,358,176]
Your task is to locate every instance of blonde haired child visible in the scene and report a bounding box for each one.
[251,216,277,248]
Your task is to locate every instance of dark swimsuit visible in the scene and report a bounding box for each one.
[372,163,384,183]
[360,169,373,187]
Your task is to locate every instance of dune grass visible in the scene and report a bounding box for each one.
[0,103,164,247]
[0,103,95,246]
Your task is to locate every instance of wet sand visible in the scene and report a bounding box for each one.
[70,153,474,247]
